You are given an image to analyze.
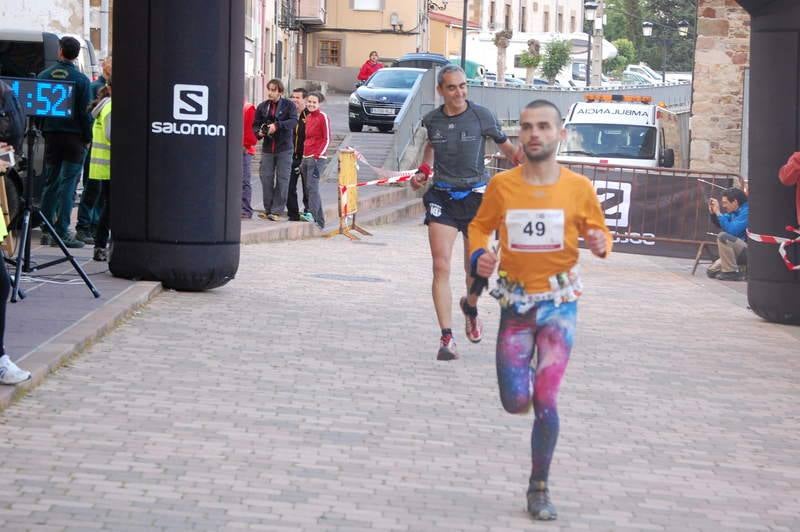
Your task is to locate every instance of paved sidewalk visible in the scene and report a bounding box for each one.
[0,219,797,531]
[1,128,416,407]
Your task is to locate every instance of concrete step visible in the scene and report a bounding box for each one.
[241,184,422,244]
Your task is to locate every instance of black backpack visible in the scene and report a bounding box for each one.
[0,80,25,153]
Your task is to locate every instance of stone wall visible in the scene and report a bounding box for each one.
[690,0,750,174]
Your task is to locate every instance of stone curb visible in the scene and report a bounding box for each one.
[0,281,163,411]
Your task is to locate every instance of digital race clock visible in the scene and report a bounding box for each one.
[0,76,75,118]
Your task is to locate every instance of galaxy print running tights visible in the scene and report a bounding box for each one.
[495,300,577,483]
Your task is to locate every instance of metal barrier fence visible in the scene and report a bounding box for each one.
[466,82,693,123]
[387,68,438,171]
[487,157,743,261]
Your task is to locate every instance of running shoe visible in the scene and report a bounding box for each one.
[267,213,281,221]
[527,481,557,521]
[436,334,459,361]
[0,355,31,385]
[299,212,315,223]
[460,296,483,343]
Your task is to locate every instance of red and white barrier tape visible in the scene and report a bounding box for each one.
[339,147,422,217]
[747,226,800,271]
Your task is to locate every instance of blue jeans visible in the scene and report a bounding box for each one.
[40,133,87,238]
[242,152,253,216]
[300,157,326,229]
[258,150,293,215]
[76,144,101,232]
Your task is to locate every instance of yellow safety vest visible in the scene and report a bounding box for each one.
[89,99,112,181]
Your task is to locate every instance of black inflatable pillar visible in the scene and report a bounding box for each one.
[110,0,243,290]
[737,0,800,324]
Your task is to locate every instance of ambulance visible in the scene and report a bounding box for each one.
[556,94,684,168]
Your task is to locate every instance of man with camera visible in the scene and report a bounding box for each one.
[253,79,298,221]
[707,187,749,281]
[37,36,93,248]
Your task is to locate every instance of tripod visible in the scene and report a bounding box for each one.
[3,118,100,302]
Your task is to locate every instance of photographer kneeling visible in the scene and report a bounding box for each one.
[707,187,749,282]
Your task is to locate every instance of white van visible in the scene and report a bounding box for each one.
[556,95,682,168]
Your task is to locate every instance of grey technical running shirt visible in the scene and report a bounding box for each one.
[422,101,508,188]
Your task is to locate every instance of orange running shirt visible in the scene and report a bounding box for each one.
[468,165,612,294]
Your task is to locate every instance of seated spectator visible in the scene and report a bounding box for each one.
[707,187,749,281]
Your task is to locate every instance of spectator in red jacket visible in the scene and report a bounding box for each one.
[778,151,800,226]
[299,91,331,229]
[357,51,383,82]
[242,100,258,219]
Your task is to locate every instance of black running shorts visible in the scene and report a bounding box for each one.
[423,187,483,234]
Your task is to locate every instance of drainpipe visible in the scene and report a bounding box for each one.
[101,0,110,57]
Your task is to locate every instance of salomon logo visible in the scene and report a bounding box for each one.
[151,83,226,137]
[173,84,208,121]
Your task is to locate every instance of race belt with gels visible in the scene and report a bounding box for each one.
[490,266,583,312]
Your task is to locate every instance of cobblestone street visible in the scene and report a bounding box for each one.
[0,219,798,531]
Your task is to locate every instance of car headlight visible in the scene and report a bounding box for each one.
[349,93,361,105]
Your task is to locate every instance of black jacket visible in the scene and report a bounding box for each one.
[253,97,298,154]
[37,60,93,143]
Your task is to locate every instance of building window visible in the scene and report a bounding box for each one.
[504,5,511,30]
[353,0,381,11]
[543,10,549,32]
[533,2,538,12]
[318,40,341,66]
[520,5,527,32]
[490,1,496,26]
[558,12,563,32]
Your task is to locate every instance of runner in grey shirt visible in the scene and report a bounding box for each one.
[410,64,519,361]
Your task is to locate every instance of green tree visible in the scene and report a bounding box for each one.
[540,39,571,84]
[601,0,644,51]
[604,38,636,76]
[640,0,697,73]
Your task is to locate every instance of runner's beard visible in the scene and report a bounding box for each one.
[524,142,557,162]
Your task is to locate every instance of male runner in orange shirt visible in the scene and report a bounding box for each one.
[468,100,612,521]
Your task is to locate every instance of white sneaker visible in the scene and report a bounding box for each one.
[0,355,31,385]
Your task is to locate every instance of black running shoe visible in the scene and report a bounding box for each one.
[527,481,557,521]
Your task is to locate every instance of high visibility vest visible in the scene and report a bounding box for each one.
[89,100,112,181]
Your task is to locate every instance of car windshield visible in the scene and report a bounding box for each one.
[367,70,422,89]
[558,124,657,159]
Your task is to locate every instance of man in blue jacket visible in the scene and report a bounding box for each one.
[253,79,298,221]
[37,36,93,248]
[707,187,749,281]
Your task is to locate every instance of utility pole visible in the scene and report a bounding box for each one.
[460,0,468,70]
[590,0,604,86]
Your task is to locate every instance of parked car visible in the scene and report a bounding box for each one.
[483,72,526,86]
[393,52,450,70]
[348,67,425,132]
[623,63,662,84]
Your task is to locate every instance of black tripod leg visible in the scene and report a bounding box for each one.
[10,209,31,303]
[38,213,101,299]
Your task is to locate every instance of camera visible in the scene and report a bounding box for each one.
[260,118,276,137]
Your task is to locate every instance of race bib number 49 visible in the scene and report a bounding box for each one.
[506,209,565,252]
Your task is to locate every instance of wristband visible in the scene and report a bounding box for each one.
[418,162,433,178]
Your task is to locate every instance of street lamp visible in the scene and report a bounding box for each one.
[642,20,690,83]
[584,1,598,88]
